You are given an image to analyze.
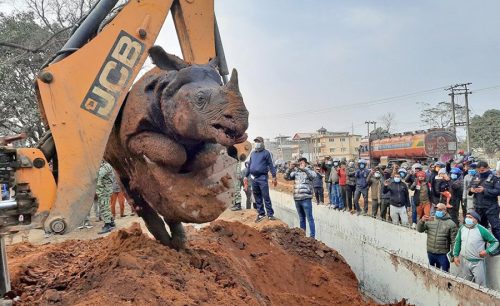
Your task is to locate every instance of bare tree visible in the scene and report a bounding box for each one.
[379,112,395,132]
[418,101,467,129]
[0,0,98,144]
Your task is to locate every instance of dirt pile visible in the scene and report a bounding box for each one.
[7,220,377,305]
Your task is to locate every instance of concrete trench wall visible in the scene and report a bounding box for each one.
[265,189,500,306]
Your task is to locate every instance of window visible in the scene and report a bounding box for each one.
[329,148,336,152]
[341,148,347,152]
[356,138,360,141]
[329,138,335,142]
[341,138,346,142]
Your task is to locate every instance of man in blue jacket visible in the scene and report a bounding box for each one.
[244,137,277,223]
[353,159,370,215]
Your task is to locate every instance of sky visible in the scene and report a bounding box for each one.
[3,0,500,140]
[154,0,500,140]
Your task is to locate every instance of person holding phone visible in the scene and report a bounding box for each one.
[284,158,317,238]
[417,203,458,272]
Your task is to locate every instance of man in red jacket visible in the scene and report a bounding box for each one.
[338,161,348,211]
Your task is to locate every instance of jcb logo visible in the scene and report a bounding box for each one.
[81,31,144,119]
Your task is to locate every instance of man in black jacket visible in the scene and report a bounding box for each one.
[469,161,500,252]
[383,172,410,226]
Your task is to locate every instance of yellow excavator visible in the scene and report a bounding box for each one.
[0,0,249,295]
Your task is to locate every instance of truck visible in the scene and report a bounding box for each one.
[359,129,457,165]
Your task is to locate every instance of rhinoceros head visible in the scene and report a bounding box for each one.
[148,46,248,147]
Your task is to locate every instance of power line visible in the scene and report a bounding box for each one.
[255,85,448,119]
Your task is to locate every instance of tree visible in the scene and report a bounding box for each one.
[418,101,467,129]
[379,112,395,132]
[469,109,500,157]
[369,126,390,140]
[0,0,97,144]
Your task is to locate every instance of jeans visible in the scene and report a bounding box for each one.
[330,184,344,208]
[325,182,332,203]
[313,187,324,204]
[295,198,315,238]
[252,175,274,217]
[390,205,408,226]
[354,187,368,212]
[427,252,450,272]
[411,196,417,224]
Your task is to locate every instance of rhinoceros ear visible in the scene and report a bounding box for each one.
[148,45,188,71]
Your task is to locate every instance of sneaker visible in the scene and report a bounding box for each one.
[231,205,242,211]
[98,223,114,234]
[411,223,417,229]
[77,225,85,229]
[255,215,266,223]
[268,216,277,221]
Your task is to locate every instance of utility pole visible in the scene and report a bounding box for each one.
[364,121,376,165]
[448,87,456,135]
[445,83,472,152]
[464,84,471,152]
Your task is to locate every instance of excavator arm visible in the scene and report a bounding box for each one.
[1,0,222,235]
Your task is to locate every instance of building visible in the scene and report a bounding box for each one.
[292,127,361,162]
[265,135,298,163]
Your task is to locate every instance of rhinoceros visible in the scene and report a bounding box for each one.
[105,46,249,249]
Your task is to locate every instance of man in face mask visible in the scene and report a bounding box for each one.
[244,137,277,222]
[448,168,463,226]
[383,173,410,225]
[410,171,432,222]
[353,159,370,215]
[430,161,447,214]
[462,162,477,216]
[417,203,458,272]
[380,168,393,221]
[453,211,499,286]
[321,156,333,205]
[368,169,383,218]
[468,161,500,252]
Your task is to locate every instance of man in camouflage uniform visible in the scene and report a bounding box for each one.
[230,160,243,211]
[96,161,115,234]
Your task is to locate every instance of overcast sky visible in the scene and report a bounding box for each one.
[4,0,500,140]
[157,0,500,140]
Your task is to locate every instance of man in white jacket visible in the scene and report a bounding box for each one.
[453,211,499,286]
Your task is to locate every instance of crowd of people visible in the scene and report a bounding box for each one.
[230,137,500,286]
[301,155,500,285]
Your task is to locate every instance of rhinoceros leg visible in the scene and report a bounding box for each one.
[137,202,173,247]
[128,131,187,168]
[119,177,174,247]
[165,220,186,250]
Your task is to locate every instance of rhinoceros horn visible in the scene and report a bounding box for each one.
[224,68,239,92]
